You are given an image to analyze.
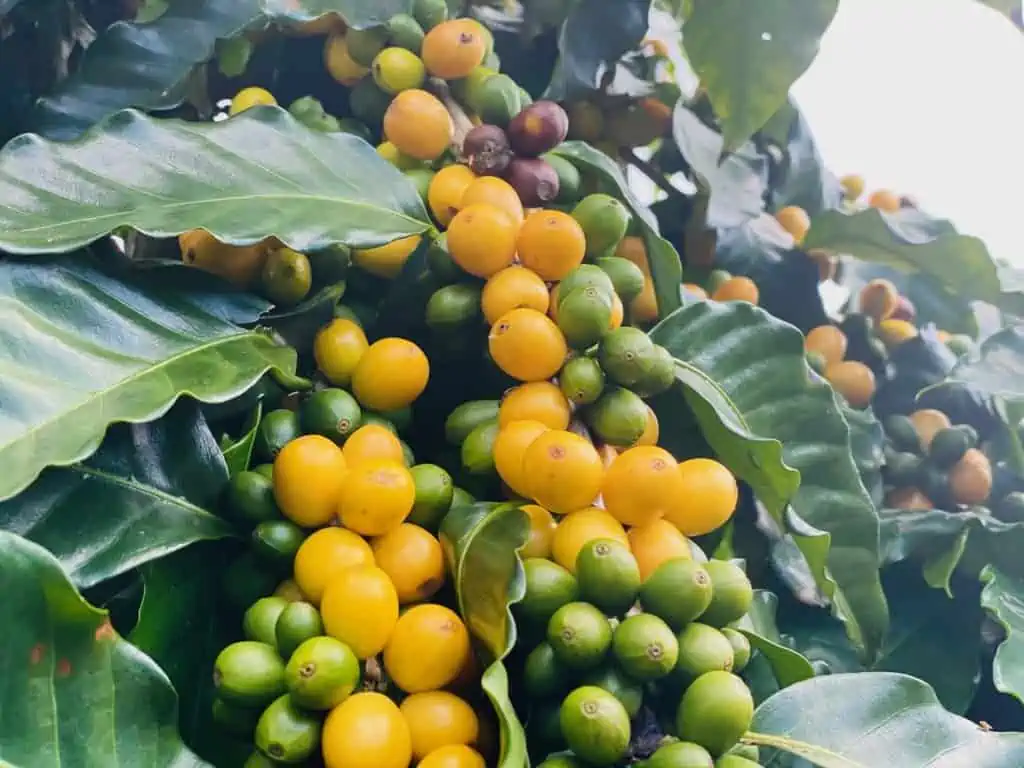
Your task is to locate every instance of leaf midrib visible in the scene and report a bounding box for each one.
[0,328,269,453]
[2,193,427,238]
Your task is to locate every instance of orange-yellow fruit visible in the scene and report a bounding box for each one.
[421,19,487,79]
[520,503,557,559]
[825,360,876,408]
[429,164,477,228]
[885,487,933,510]
[608,293,624,330]
[482,266,550,325]
[314,318,370,386]
[493,420,550,498]
[488,308,568,382]
[712,276,759,304]
[178,230,268,288]
[601,446,685,527]
[460,176,525,224]
[521,430,604,514]
[775,206,811,245]
[338,460,416,536]
[321,565,399,659]
[383,89,453,161]
[615,235,649,270]
[666,458,739,537]
[372,523,446,604]
[859,279,899,321]
[324,34,370,85]
[516,210,587,282]
[384,604,472,693]
[352,337,430,411]
[322,692,411,768]
[950,448,992,506]
[229,86,277,116]
[628,519,692,581]
[498,381,572,429]
[551,507,629,573]
[447,204,518,278]
[909,409,952,451]
[419,745,486,768]
[682,283,708,300]
[631,277,659,323]
[273,435,348,528]
[840,174,865,200]
[805,325,847,366]
[353,234,422,279]
[868,189,901,213]
[343,424,405,466]
[878,318,918,349]
[636,406,659,446]
[293,527,375,606]
[400,691,480,760]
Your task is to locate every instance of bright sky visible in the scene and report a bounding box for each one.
[793,0,1024,265]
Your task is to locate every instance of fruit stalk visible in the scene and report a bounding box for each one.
[425,76,476,153]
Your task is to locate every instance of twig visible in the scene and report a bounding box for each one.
[620,147,689,205]
[425,76,476,155]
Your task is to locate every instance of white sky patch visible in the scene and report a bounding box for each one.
[793,0,1024,264]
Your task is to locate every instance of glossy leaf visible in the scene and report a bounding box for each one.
[748,672,1024,766]
[945,326,1024,399]
[0,257,294,501]
[221,403,263,476]
[650,301,888,659]
[131,542,248,766]
[1,400,233,589]
[553,141,683,319]
[804,207,1001,305]
[0,108,431,255]
[543,0,652,100]
[981,565,1024,706]
[737,590,816,688]
[763,99,843,217]
[30,0,411,139]
[440,503,529,768]
[0,530,207,767]
[683,0,839,151]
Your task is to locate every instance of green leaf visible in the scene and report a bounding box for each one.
[944,327,1024,398]
[804,207,1001,306]
[763,99,843,217]
[683,0,839,151]
[439,503,529,768]
[1,400,233,589]
[650,300,888,659]
[981,565,1024,706]
[976,0,1024,30]
[748,672,1024,767]
[0,257,295,501]
[0,108,430,254]
[221,402,263,476]
[0,530,208,767]
[553,141,683,319]
[29,0,412,139]
[131,542,248,766]
[736,590,816,688]
[543,0,652,99]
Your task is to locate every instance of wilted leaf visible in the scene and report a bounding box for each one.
[0,257,294,501]
[805,207,1001,306]
[1,400,233,589]
[553,141,683,319]
[651,301,888,659]
[0,108,431,254]
[749,672,1024,767]
[440,503,529,768]
[0,531,207,767]
[683,0,839,151]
